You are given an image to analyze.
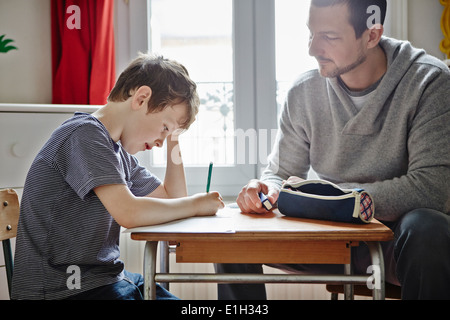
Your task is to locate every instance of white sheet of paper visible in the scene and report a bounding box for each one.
[123,207,236,234]
[124,203,353,234]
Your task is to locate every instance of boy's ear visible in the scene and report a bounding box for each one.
[131,86,152,110]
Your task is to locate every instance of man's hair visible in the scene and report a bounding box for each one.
[108,53,199,129]
[311,0,387,38]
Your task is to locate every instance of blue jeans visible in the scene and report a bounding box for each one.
[67,270,178,300]
[215,208,450,300]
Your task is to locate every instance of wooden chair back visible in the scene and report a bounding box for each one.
[0,189,20,298]
[0,189,19,241]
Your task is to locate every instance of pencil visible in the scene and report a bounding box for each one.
[206,162,213,193]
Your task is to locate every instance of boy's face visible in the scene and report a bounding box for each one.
[307,4,368,78]
[121,103,189,155]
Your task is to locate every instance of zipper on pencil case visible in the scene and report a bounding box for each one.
[280,188,360,201]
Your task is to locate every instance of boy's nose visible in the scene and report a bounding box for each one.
[155,140,163,148]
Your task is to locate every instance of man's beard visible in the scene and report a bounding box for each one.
[318,49,367,78]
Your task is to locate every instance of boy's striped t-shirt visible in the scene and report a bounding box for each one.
[11,113,161,300]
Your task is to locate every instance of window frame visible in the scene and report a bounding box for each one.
[115,0,277,196]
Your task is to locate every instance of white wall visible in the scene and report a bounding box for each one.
[408,0,446,59]
[0,0,52,103]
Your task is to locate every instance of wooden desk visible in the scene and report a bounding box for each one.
[128,206,393,300]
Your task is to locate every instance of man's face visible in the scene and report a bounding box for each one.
[307,4,367,78]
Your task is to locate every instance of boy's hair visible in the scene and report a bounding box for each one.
[311,0,387,38]
[108,53,199,129]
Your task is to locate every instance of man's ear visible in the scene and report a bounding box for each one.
[131,86,152,110]
[366,24,384,49]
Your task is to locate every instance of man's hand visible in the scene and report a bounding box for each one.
[236,179,279,214]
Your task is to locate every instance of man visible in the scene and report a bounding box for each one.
[216,0,450,299]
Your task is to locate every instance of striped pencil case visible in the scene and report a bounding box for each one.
[277,180,374,224]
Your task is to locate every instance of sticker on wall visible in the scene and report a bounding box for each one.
[0,34,18,53]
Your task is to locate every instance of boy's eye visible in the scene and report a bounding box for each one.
[163,125,169,132]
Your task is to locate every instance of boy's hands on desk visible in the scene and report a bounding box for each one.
[237,179,279,214]
[191,191,225,216]
[94,184,225,228]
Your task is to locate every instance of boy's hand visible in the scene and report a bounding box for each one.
[192,191,225,217]
[236,179,279,214]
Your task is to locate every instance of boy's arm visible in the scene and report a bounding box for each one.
[163,134,187,197]
[94,184,224,228]
[148,133,187,199]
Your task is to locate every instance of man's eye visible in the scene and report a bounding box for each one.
[324,35,338,41]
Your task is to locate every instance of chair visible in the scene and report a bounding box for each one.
[326,282,401,300]
[0,189,20,299]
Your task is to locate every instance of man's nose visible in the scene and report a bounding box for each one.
[308,35,321,57]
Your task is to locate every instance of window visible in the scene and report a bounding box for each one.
[149,0,234,167]
[275,0,316,111]
[119,0,316,195]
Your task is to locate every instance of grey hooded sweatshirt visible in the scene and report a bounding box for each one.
[262,37,450,222]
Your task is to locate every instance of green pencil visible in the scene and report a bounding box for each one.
[206,162,213,193]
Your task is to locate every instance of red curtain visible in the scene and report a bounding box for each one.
[51,0,115,105]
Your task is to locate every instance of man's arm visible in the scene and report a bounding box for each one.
[339,74,450,221]
[237,87,311,213]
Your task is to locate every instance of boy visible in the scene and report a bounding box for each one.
[11,54,224,300]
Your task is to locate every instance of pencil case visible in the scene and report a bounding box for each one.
[277,180,374,224]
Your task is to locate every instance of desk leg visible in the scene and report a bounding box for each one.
[143,241,158,300]
[344,263,354,300]
[366,242,385,300]
[159,241,170,290]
